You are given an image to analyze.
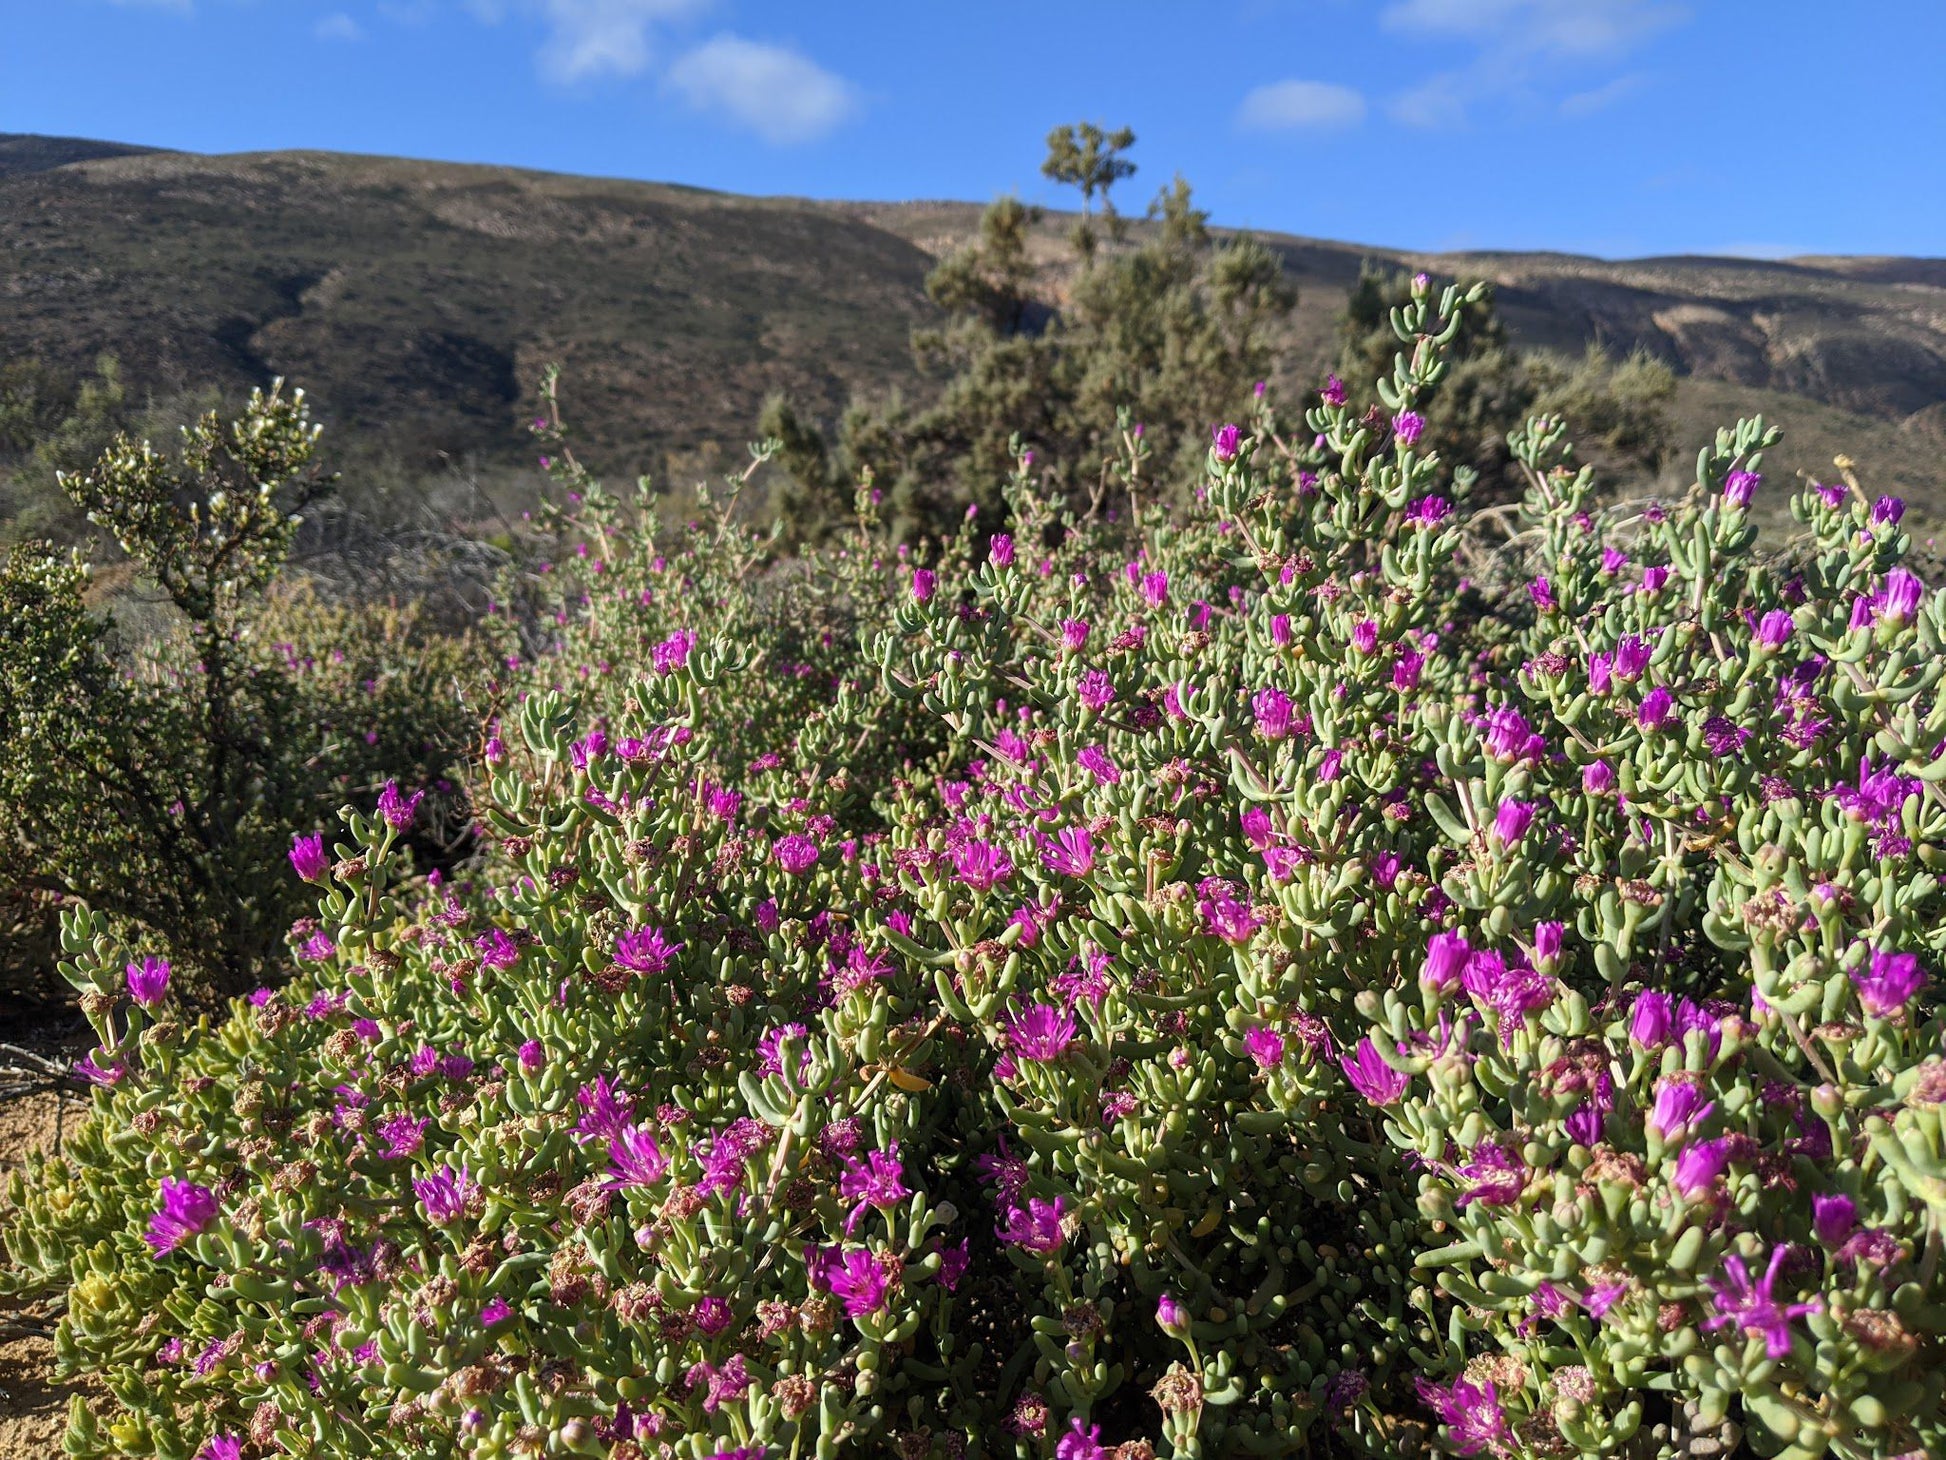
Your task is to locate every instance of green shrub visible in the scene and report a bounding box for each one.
[8,279,1945,1460]
[0,386,482,999]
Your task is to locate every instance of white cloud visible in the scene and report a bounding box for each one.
[1236,80,1367,132]
[1380,0,1682,59]
[666,34,857,144]
[315,11,366,41]
[1560,71,1647,117]
[527,0,707,83]
[1381,0,1682,126]
[1388,72,1470,129]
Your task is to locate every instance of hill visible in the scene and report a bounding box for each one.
[1,133,1942,523]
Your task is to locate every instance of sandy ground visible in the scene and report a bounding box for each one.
[0,1050,97,1458]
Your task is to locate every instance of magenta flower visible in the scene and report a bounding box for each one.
[197,1437,243,1460]
[1211,422,1241,461]
[1629,990,1674,1047]
[1199,881,1258,944]
[990,534,1015,568]
[607,1125,671,1188]
[1006,1004,1078,1062]
[1582,760,1616,794]
[1647,1078,1716,1144]
[1075,744,1120,783]
[1455,1142,1526,1208]
[376,1112,430,1159]
[474,928,518,971]
[1140,570,1169,609]
[1754,610,1794,649]
[1702,1246,1821,1359]
[414,1164,479,1224]
[1415,1375,1509,1456]
[1041,826,1095,878]
[1637,686,1675,731]
[125,956,170,1009]
[1492,799,1535,845]
[651,629,695,675]
[1244,1027,1285,1069]
[1392,411,1426,447]
[1156,1291,1190,1335]
[1059,619,1090,651]
[1481,706,1539,763]
[1672,1137,1733,1199]
[1252,687,1295,739]
[376,780,424,830]
[75,1052,125,1087]
[838,1143,909,1234]
[1057,1417,1107,1460]
[1405,494,1451,525]
[146,1178,218,1255]
[289,832,330,882]
[1321,374,1347,407]
[1873,568,1924,625]
[1076,670,1116,710]
[808,1245,889,1317]
[1852,949,1925,1017]
[575,1076,633,1142]
[1421,931,1471,994]
[1339,1037,1408,1105]
[1812,1193,1858,1247]
[997,1195,1070,1255]
[912,568,936,602]
[953,839,1014,892]
[774,834,820,875]
[614,926,681,975]
[1722,468,1760,509]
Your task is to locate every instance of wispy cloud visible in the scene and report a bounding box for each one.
[531,0,706,83]
[1560,71,1647,117]
[1236,80,1366,133]
[1380,0,1682,59]
[315,11,366,41]
[665,34,856,145]
[1381,0,1683,127]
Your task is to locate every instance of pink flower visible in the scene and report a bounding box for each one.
[997,1195,1070,1255]
[1702,1245,1821,1359]
[1211,422,1241,462]
[376,780,424,830]
[912,568,936,602]
[146,1178,218,1255]
[125,956,170,1009]
[1244,1027,1285,1069]
[1339,1037,1408,1105]
[1392,411,1425,447]
[1041,826,1095,878]
[289,833,330,882]
[1415,1375,1509,1456]
[774,834,820,874]
[838,1144,909,1234]
[614,927,681,975]
[1852,949,1925,1017]
[1006,1004,1078,1061]
[607,1126,671,1188]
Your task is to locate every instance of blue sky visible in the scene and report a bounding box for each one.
[5,0,1941,259]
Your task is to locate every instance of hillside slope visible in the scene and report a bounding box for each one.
[2,134,1942,516]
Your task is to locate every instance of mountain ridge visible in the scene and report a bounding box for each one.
[1,133,1941,516]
